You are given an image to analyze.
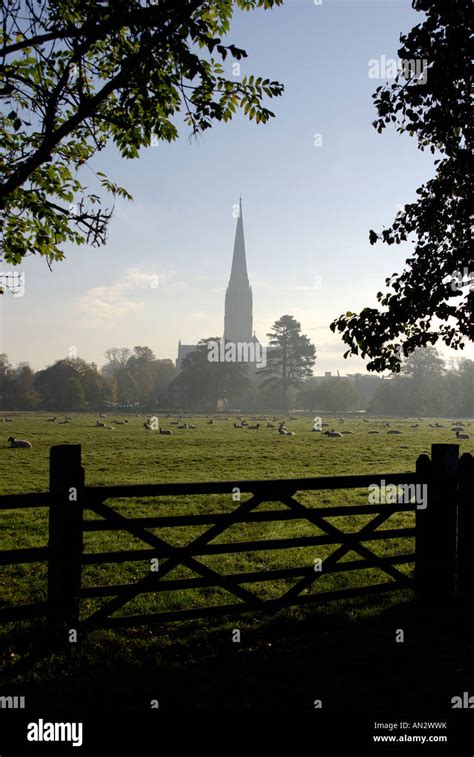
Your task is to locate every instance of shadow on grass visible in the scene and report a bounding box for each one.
[1,592,474,713]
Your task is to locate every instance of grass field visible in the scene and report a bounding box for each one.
[1,412,473,712]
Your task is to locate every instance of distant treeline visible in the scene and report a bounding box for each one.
[1,346,473,416]
[0,347,177,411]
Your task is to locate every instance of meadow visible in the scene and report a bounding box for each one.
[1,412,473,712]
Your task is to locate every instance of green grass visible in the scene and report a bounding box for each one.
[1,412,472,710]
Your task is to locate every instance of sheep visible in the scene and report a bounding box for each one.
[64,416,72,421]
[3,417,14,422]
[279,429,295,436]
[387,430,402,434]
[267,423,275,428]
[47,416,57,423]
[112,420,127,425]
[144,422,153,431]
[159,428,173,435]
[178,423,190,430]
[96,421,106,428]
[207,420,214,425]
[247,423,260,430]
[234,423,244,429]
[58,419,69,424]
[411,424,419,428]
[324,430,343,438]
[8,436,32,448]
[340,431,354,435]
[99,414,107,418]
[456,431,471,440]
[368,431,379,435]
[452,427,465,432]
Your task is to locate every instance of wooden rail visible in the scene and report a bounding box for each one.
[0,443,472,633]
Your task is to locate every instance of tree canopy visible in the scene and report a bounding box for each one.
[0,0,283,265]
[331,0,472,372]
[259,315,316,411]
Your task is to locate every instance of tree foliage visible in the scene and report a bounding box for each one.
[331,0,473,372]
[0,0,283,264]
[177,337,250,409]
[259,315,316,411]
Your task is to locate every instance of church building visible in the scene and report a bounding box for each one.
[176,199,260,370]
[171,200,261,409]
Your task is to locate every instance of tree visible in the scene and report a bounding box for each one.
[0,0,284,264]
[35,359,80,409]
[101,347,132,378]
[12,362,38,409]
[259,315,316,411]
[298,376,359,412]
[331,0,472,372]
[179,338,250,410]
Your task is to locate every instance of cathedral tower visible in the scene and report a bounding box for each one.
[224,198,253,343]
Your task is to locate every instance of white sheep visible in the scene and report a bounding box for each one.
[8,436,32,448]
[456,431,471,440]
[324,430,343,438]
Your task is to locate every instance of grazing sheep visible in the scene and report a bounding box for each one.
[96,421,106,428]
[267,423,275,428]
[178,423,190,430]
[456,431,471,440]
[411,424,419,428]
[113,420,127,425]
[279,428,295,436]
[159,428,173,435]
[368,431,379,435]
[207,420,214,425]
[3,417,14,422]
[341,431,354,435]
[99,414,107,418]
[8,436,32,448]
[234,423,244,429]
[47,417,57,423]
[452,427,465,432]
[324,430,343,438]
[247,423,261,430]
[387,430,402,434]
[64,416,72,421]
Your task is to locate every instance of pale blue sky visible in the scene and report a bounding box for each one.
[1,0,470,373]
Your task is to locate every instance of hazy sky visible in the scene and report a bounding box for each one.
[1,0,471,374]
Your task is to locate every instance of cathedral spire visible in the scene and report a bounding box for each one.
[229,197,249,284]
[224,197,253,343]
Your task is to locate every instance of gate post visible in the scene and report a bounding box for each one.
[47,445,84,633]
[457,452,474,593]
[415,444,458,601]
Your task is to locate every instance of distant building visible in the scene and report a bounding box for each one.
[175,198,260,369]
